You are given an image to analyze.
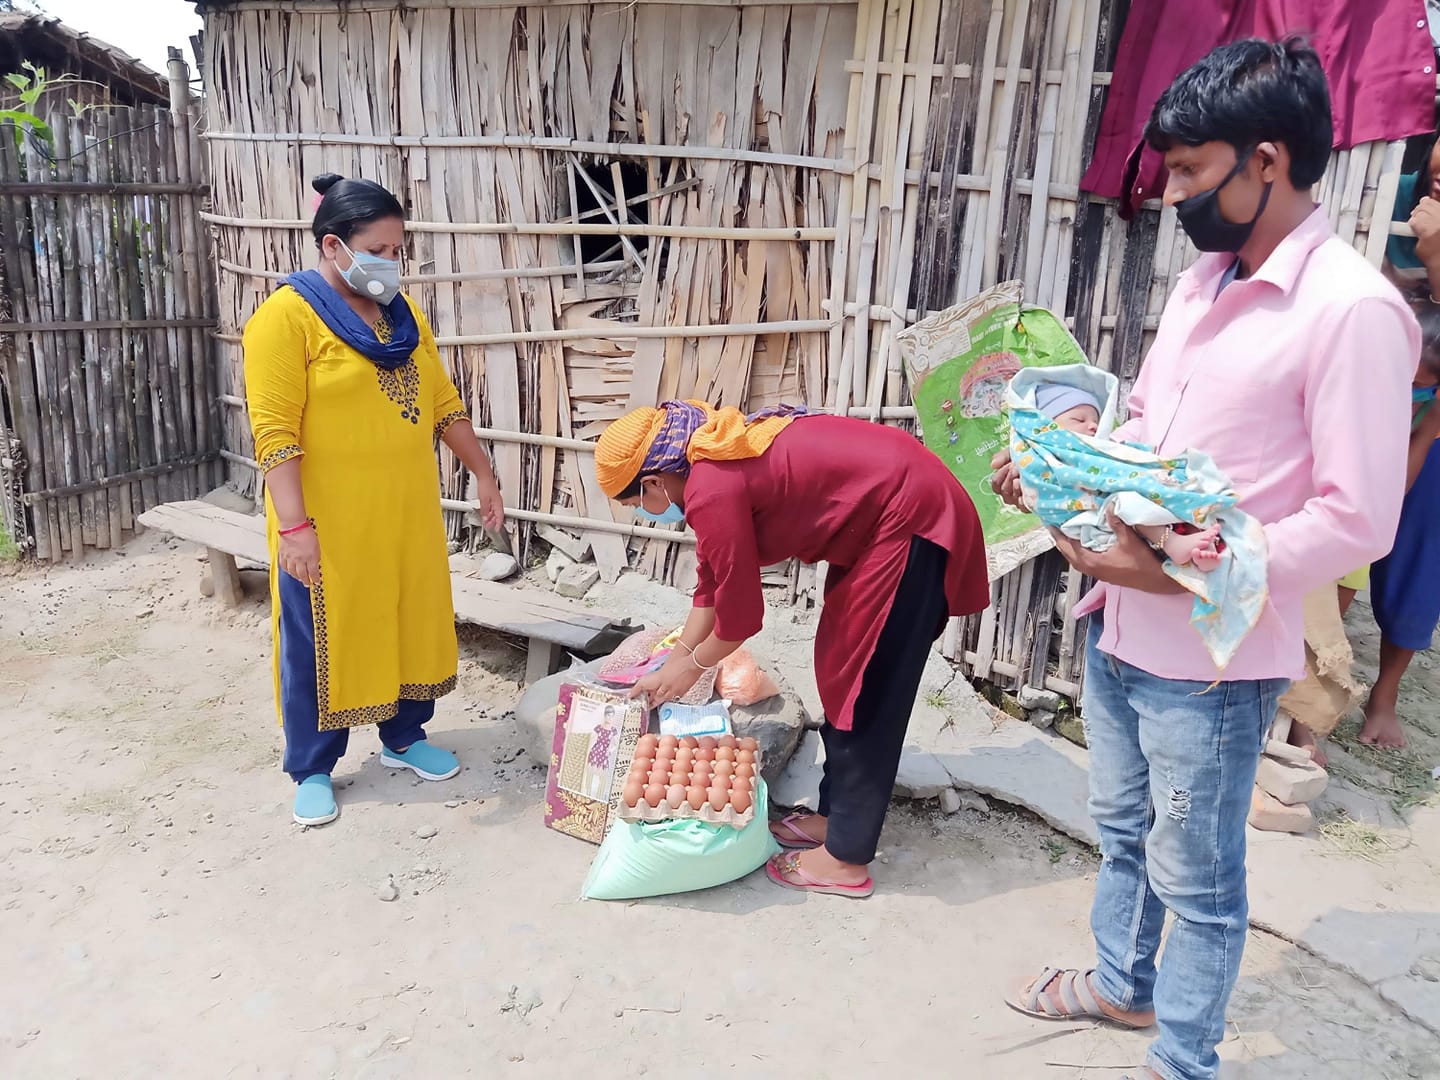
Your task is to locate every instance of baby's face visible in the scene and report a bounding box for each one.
[1054,404,1100,436]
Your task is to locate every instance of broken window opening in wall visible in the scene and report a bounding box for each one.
[567,159,651,273]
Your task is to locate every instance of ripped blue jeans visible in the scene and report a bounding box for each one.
[1082,616,1287,1080]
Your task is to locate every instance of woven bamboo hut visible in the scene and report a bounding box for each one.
[195,0,1411,705]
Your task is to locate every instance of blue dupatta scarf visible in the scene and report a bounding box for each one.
[283,269,419,371]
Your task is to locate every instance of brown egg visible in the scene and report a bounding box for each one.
[655,744,676,763]
[735,749,755,765]
[730,774,751,793]
[643,783,665,806]
[717,734,737,750]
[659,734,679,751]
[708,786,730,812]
[631,755,654,775]
[668,770,689,788]
[695,747,716,763]
[681,736,699,750]
[735,761,756,780]
[737,737,758,753]
[638,734,659,753]
[715,746,735,763]
[713,760,735,780]
[622,779,643,807]
[665,784,686,808]
[674,745,694,764]
[648,770,669,789]
[698,736,718,751]
[730,788,753,814]
[686,785,707,811]
[691,760,712,782]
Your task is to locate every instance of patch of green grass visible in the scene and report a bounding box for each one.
[0,522,17,561]
[1041,836,1068,864]
[924,689,948,711]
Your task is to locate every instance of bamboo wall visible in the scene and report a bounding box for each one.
[197,0,1407,704]
[0,81,221,560]
[200,0,856,584]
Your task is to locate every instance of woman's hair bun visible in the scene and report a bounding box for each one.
[311,173,345,196]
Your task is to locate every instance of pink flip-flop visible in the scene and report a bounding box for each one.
[765,851,874,898]
[770,812,823,850]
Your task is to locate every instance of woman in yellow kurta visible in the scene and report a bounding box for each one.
[243,173,504,826]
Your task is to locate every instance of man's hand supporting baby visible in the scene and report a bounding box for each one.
[989,449,1186,596]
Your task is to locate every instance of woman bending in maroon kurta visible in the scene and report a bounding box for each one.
[594,400,989,897]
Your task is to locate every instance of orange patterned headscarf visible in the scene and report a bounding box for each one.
[594,400,804,498]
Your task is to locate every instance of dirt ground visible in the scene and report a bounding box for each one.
[2,534,1438,1079]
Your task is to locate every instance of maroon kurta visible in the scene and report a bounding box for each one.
[685,415,989,731]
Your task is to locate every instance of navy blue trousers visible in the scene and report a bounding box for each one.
[278,570,434,783]
[816,536,950,864]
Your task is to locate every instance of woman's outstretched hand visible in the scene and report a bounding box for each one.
[473,475,505,532]
[630,656,704,708]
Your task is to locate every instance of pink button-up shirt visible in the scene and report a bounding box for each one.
[1074,207,1420,682]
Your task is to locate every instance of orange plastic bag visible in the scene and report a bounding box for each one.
[715,648,780,707]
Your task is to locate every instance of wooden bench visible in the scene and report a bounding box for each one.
[137,500,638,683]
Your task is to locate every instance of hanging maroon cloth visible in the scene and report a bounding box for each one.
[1083,0,1437,219]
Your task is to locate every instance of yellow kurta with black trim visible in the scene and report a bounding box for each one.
[242,287,470,730]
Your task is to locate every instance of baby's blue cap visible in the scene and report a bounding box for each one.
[1034,382,1101,420]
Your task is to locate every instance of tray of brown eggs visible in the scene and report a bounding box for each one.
[616,733,762,828]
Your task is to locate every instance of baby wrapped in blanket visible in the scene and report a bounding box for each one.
[1007,364,1268,671]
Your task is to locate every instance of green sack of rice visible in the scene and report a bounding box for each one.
[581,780,781,900]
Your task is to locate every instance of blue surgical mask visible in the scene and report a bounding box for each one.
[337,238,401,305]
[1413,386,1437,404]
[634,485,685,525]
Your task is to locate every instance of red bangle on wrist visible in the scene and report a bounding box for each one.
[278,520,313,537]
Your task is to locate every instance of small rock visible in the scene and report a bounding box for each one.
[134,605,154,620]
[444,800,462,809]
[545,546,576,585]
[376,877,399,902]
[554,564,601,599]
[1054,713,1087,749]
[957,790,990,814]
[1028,709,1056,731]
[938,788,963,815]
[1017,686,1062,712]
[415,825,438,840]
[198,574,215,599]
[479,552,520,582]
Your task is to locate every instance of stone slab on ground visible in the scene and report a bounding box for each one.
[900,677,1098,846]
[1246,802,1440,1035]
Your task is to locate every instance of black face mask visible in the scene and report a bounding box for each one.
[1175,149,1273,254]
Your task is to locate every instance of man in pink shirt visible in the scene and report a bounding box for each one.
[994,39,1418,1080]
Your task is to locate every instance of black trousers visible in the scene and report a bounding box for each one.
[817,536,950,865]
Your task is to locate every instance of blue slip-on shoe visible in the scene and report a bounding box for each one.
[293,774,339,826]
[381,740,460,781]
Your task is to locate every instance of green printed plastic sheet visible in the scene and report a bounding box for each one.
[896,281,1089,576]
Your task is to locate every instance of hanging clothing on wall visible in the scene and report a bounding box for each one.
[1083,0,1437,219]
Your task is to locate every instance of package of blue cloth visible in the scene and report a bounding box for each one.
[1007,363,1268,671]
